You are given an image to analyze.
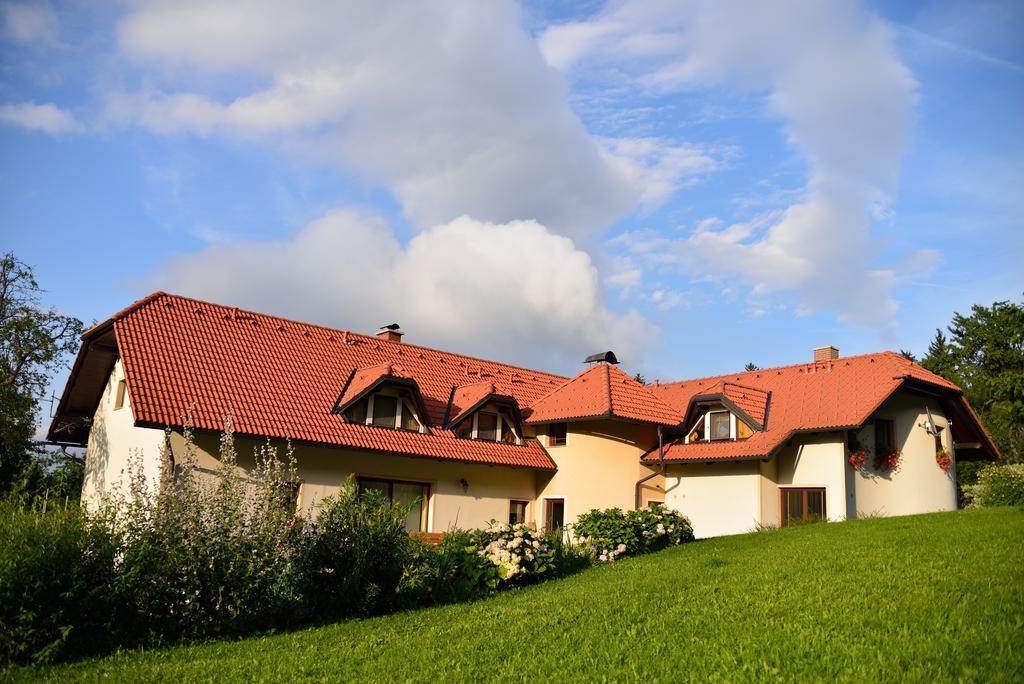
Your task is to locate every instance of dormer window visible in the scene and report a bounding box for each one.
[344,391,425,433]
[710,411,731,440]
[454,409,521,444]
[685,405,753,443]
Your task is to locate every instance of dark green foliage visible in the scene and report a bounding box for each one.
[300,481,413,617]
[0,252,84,498]
[25,508,1024,682]
[918,299,1024,463]
[0,498,117,665]
[744,362,759,371]
[401,531,501,605]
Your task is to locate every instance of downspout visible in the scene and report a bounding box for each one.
[635,425,665,509]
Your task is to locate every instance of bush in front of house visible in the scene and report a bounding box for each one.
[298,480,413,618]
[963,463,1024,507]
[574,504,695,562]
[400,530,498,606]
[108,427,306,645]
[0,497,117,665]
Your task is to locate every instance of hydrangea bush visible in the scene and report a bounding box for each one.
[574,504,694,562]
[469,522,559,587]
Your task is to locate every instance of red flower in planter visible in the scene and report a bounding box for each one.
[849,450,869,470]
[874,449,901,472]
[935,449,953,471]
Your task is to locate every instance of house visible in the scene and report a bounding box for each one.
[48,293,998,538]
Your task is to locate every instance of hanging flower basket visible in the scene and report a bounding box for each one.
[874,449,901,472]
[935,449,953,471]
[849,450,869,470]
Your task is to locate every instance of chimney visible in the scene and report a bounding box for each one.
[377,323,404,343]
[813,345,839,362]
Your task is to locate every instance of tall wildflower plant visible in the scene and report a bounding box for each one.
[108,419,304,644]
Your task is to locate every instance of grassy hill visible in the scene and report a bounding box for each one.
[17,508,1024,682]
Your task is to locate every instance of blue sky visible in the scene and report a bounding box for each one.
[1,1,1022,410]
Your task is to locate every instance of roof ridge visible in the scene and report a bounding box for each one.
[659,350,918,388]
[115,291,569,383]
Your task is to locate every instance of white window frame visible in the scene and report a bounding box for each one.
[365,392,426,433]
[466,409,522,445]
[685,408,736,443]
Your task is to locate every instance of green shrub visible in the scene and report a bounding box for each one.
[0,497,117,665]
[963,464,1024,507]
[108,426,306,645]
[574,504,694,561]
[400,530,495,606]
[298,478,413,618]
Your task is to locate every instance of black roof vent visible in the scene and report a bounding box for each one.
[584,351,619,365]
[380,323,401,331]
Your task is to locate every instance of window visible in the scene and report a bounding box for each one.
[509,500,527,525]
[114,379,127,410]
[477,412,498,441]
[545,498,565,531]
[781,488,826,526]
[346,398,368,424]
[874,418,895,456]
[371,394,398,428]
[548,423,567,446]
[710,412,731,441]
[934,425,945,454]
[500,413,519,444]
[455,410,521,443]
[687,413,706,443]
[357,477,429,532]
[345,392,423,432]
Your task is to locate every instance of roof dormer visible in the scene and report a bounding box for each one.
[333,363,430,434]
[445,381,524,445]
[681,381,769,443]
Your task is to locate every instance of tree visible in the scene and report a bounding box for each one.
[899,349,917,362]
[919,298,1024,464]
[0,253,84,495]
[633,373,647,385]
[920,329,957,382]
[744,362,759,372]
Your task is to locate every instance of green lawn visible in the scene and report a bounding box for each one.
[16,508,1024,682]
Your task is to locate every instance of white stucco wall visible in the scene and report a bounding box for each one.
[81,359,166,509]
[774,432,848,523]
[664,460,761,538]
[850,393,957,517]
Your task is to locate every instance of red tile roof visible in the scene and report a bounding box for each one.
[86,293,565,470]
[52,292,998,469]
[525,363,680,426]
[645,352,996,463]
[447,381,501,427]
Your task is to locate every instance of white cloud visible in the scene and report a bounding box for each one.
[1,1,59,46]
[600,137,726,212]
[543,0,924,331]
[105,0,655,238]
[0,101,80,134]
[143,211,654,372]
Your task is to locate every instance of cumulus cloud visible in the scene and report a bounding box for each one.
[144,211,654,372]
[544,0,922,331]
[103,0,662,237]
[0,101,80,134]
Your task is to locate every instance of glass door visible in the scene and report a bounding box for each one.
[545,498,565,532]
